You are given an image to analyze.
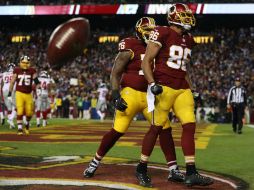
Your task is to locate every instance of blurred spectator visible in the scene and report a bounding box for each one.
[83,95,91,120]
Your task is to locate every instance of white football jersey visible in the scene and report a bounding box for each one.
[38,77,55,96]
[2,71,13,92]
[97,87,108,101]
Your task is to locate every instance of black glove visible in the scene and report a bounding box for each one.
[112,90,128,112]
[150,83,163,95]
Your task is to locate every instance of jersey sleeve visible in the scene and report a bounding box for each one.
[148,26,168,47]
[118,38,134,59]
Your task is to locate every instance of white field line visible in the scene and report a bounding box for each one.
[119,163,238,189]
[246,124,254,128]
[0,178,140,190]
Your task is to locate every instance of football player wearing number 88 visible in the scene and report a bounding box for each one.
[138,3,214,187]
[8,55,40,135]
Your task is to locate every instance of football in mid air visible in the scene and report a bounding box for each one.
[47,17,90,69]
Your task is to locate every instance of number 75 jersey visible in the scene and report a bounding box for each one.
[14,67,36,93]
[149,26,196,89]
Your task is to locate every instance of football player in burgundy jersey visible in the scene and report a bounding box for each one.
[8,55,40,135]
[137,3,213,187]
[83,17,184,185]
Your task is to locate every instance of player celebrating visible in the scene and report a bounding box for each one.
[8,55,40,135]
[36,70,54,127]
[1,63,16,129]
[84,17,184,186]
[137,4,213,187]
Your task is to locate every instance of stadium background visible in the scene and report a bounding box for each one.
[0,1,254,190]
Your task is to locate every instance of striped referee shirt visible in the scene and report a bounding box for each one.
[227,86,247,104]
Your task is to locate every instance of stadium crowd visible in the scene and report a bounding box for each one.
[0,26,253,121]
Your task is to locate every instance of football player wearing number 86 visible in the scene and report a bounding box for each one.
[137,3,214,187]
[8,55,40,135]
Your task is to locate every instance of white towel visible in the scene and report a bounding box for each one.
[147,84,155,112]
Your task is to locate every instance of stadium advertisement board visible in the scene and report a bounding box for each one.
[0,4,254,15]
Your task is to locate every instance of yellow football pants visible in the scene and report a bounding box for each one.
[16,91,34,117]
[152,86,195,127]
[113,87,170,133]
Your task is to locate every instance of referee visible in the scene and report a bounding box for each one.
[227,77,247,134]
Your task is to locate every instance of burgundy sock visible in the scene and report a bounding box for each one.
[159,127,177,167]
[181,123,195,157]
[96,128,124,157]
[141,125,163,159]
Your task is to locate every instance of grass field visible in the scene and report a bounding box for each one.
[0,119,253,189]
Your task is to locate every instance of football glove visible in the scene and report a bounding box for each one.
[149,83,163,95]
[112,90,128,112]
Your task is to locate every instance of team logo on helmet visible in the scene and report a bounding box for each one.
[167,3,196,30]
[19,55,31,70]
[135,17,156,43]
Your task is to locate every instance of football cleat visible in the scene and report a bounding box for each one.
[135,171,152,188]
[168,168,185,182]
[83,160,99,178]
[24,129,30,135]
[185,173,214,187]
[17,129,24,135]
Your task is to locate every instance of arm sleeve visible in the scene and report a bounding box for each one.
[148,26,167,47]
[118,38,134,59]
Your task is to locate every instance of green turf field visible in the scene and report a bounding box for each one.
[0,119,253,189]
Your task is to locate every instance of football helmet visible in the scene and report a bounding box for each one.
[19,55,30,70]
[7,63,15,72]
[39,70,49,78]
[99,83,106,88]
[135,17,156,43]
[167,3,196,31]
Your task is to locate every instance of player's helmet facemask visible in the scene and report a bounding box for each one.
[135,17,156,44]
[40,71,49,78]
[20,55,31,70]
[167,3,196,31]
[7,63,15,72]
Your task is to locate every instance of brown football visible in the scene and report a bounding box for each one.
[47,17,90,69]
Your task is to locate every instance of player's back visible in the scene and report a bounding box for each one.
[150,26,195,89]
[119,37,147,92]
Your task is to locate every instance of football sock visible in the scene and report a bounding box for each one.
[181,123,195,157]
[43,119,47,127]
[186,164,197,176]
[169,164,178,171]
[159,127,177,167]
[96,128,123,157]
[17,122,22,130]
[141,125,162,157]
